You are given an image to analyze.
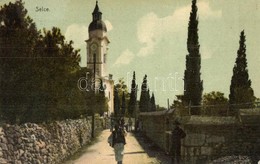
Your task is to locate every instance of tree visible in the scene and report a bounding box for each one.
[202,91,228,116]
[139,75,150,112]
[171,95,189,116]
[128,71,137,117]
[114,89,120,117]
[0,1,87,123]
[156,105,167,111]
[150,93,156,112]
[0,0,39,123]
[25,27,82,122]
[147,89,151,112]
[183,0,203,115]
[114,78,130,114]
[229,30,255,115]
[121,92,126,116]
[115,78,128,98]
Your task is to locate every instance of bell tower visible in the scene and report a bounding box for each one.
[86,1,110,77]
[86,1,114,115]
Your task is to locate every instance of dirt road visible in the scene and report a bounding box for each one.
[65,129,160,164]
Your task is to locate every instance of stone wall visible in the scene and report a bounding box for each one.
[181,116,239,163]
[139,110,174,152]
[141,114,166,149]
[0,116,103,164]
[139,111,260,163]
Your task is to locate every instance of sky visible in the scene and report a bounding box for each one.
[1,0,260,107]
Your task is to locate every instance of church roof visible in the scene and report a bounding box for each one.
[93,1,101,14]
[89,1,107,32]
[89,20,107,32]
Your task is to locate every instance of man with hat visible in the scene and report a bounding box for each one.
[171,120,186,164]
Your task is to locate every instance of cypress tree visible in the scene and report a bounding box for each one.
[183,0,203,115]
[147,89,151,112]
[121,92,126,116]
[150,93,156,112]
[128,71,137,117]
[139,75,150,112]
[229,30,255,114]
[114,88,120,117]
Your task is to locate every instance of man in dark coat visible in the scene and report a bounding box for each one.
[112,124,126,164]
[171,120,186,164]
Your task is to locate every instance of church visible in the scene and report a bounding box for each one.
[86,1,114,115]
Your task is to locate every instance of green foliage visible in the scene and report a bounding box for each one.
[114,78,130,116]
[229,30,255,115]
[187,0,199,54]
[171,95,189,116]
[115,78,129,99]
[121,92,126,115]
[202,91,228,116]
[150,93,156,112]
[0,0,39,123]
[114,89,120,117]
[0,1,99,123]
[183,0,203,115]
[139,75,150,112]
[156,105,167,111]
[128,71,137,117]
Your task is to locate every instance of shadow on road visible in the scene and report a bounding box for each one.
[107,151,146,157]
[133,132,172,164]
[124,151,146,155]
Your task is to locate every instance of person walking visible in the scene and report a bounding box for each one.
[111,124,126,164]
[128,118,133,132]
[171,120,186,164]
[135,119,139,132]
[110,117,115,132]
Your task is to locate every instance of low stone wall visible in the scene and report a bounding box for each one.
[139,110,174,152]
[139,111,260,163]
[0,117,103,164]
[181,116,238,163]
[140,114,166,150]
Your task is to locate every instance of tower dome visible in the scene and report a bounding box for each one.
[88,1,107,32]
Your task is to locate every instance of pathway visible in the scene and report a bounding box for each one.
[65,130,163,164]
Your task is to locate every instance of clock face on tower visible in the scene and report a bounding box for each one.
[91,43,98,51]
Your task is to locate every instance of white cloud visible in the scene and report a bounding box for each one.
[104,20,113,31]
[114,49,135,66]
[65,24,88,49]
[198,1,222,20]
[136,13,158,57]
[136,1,222,57]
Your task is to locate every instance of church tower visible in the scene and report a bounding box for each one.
[86,1,114,115]
[86,1,110,77]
